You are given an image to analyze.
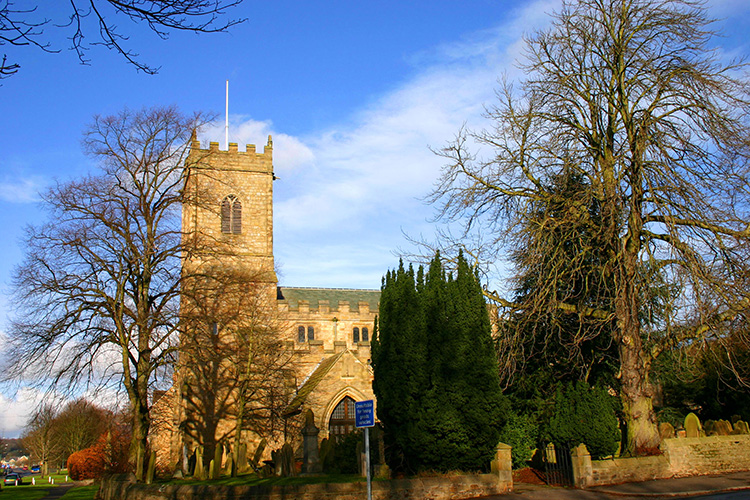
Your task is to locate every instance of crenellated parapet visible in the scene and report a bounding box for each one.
[189,135,273,174]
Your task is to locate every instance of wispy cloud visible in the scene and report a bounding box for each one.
[0,176,44,203]
[201,1,561,290]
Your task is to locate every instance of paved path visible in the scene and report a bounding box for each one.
[481,471,750,500]
[39,484,75,500]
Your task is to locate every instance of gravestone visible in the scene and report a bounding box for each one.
[659,422,675,440]
[280,443,296,477]
[716,419,733,436]
[195,446,205,479]
[684,413,702,438]
[734,420,750,435]
[301,409,322,473]
[251,438,267,472]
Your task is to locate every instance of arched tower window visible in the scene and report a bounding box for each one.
[298,325,306,343]
[352,327,360,343]
[307,326,315,341]
[328,396,356,438]
[221,195,242,234]
[362,327,369,342]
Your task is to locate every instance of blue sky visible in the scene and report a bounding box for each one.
[0,0,748,437]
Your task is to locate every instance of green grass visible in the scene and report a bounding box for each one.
[0,484,98,500]
[0,487,52,500]
[60,484,99,499]
[170,472,366,487]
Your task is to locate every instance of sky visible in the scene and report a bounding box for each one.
[0,0,748,437]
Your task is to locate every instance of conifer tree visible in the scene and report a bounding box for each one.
[373,252,507,473]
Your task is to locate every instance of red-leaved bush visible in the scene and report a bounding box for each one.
[67,427,131,479]
[67,445,106,480]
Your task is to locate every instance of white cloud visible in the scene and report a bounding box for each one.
[0,387,54,438]
[261,0,562,289]
[201,118,316,175]
[0,176,44,203]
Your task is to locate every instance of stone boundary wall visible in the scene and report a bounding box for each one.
[663,435,750,476]
[97,473,512,500]
[572,435,750,488]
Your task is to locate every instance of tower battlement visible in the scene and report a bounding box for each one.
[189,135,273,173]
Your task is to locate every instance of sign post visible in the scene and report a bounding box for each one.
[355,399,375,500]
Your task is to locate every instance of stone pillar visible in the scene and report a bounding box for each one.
[490,442,513,489]
[570,443,593,488]
[301,409,322,473]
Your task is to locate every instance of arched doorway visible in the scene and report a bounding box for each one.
[328,396,356,438]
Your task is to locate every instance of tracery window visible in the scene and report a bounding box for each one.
[221,195,242,234]
[362,327,369,342]
[328,396,356,438]
[298,325,306,343]
[353,327,360,343]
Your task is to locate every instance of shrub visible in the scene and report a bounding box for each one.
[68,445,106,480]
[498,411,537,469]
[67,427,131,479]
[547,381,620,459]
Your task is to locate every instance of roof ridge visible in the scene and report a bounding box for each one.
[279,286,380,292]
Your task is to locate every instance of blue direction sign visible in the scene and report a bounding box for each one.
[355,399,375,428]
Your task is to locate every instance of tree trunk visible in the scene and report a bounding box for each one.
[618,339,660,454]
[232,389,245,477]
[616,223,660,454]
[131,400,151,481]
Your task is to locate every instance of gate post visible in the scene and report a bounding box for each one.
[570,443,593,488]
[491,442,513,490]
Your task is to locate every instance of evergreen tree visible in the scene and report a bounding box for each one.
[372,251,507,473]
[371,262,427,471]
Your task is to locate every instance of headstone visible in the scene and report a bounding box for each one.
[716,419,733,436]
[280,443,296,477]
[734,420,750,435]
[684,413,702,438]
[271,449,281,476]
[237,443,247,473]
[212,445,222,479]
[251,438,267,472]
[301,409,322,474]
[356,439,365,477]
[705,420,717,436]
[659,422,675,440]
[224,451,234,476]
[319,438,334,473]
[146,451,156,485]
[195,446,205,480]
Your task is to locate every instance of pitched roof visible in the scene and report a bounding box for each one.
[283,351,346,416]
[278,287,380,313]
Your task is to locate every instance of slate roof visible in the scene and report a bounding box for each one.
[283,351,346,416]
[277,287,380,313]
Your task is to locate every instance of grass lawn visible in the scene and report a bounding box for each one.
[0,474,95,500]
[60,484,99,499]
[173,472,365,487]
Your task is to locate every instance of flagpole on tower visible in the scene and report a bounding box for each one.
[225,80,229,149]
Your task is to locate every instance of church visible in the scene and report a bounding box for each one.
[150,135,379,470]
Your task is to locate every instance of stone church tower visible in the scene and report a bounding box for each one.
[150,135,379,472]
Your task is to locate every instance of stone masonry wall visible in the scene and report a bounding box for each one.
[98,473,512,500]
[588,455,671,486]
[575,435,750,487]
[662,435,750,476]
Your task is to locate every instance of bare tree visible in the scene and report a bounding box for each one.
[0,0,245,78]
[22,403,62,476]
[429,0,750,453]
[8,106,211,480]
[55,399,111,468]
